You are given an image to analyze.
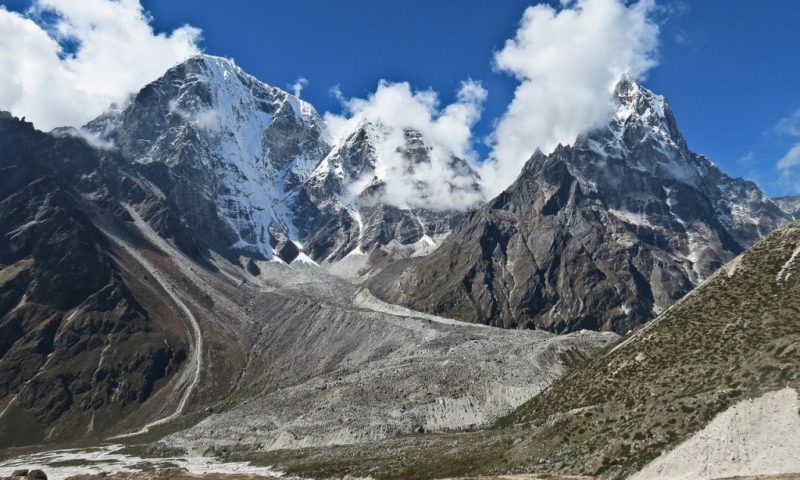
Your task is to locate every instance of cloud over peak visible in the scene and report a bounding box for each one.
[481,0,660,196]
[324,80,488,211]
[0,0,201,131]
[0,0,665,210]
[322,0,662,207]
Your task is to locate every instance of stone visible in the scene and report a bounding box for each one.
[26,470,47,480]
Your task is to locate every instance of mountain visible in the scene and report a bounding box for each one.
[233,219,800,480]
[0,113,190,445]
[0,109,616,450]
[0,54,481,446]
[85,55,478,272]
[775,195,800,219]
[0,53,793,463]
[368,78,791,333]
[298,120,481,277]
[85,55,332,262]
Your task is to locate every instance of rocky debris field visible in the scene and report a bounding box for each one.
[166,261,618,452]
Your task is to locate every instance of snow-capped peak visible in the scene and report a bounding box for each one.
[611,76,683,151]
[613,75,667,123]
[170,54,330,148]
[86,53,333,260]
[574,76,698,187]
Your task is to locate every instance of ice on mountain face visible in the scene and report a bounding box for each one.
[308,121,381,197]
[584,77,697,185]
[311,116,484,210]
[172,56,333,257]
[83,55,476,266]
[83,55,785,277]
[86,54,332,260]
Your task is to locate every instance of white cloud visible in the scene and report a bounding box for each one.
[738,151,756,165]
[775,108,800,137]
[324,80,488,211]
[480,0,660,196]
[53,126,116,150]
[0,0,201,131]
[778,144,800,172]
[168,99,221,133]
[776,108,800,183]
[290,77,309,98]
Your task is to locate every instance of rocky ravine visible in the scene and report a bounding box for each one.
[369,78,790,333]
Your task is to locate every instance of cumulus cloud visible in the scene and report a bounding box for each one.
[778,144,800,172]
[776,109,800,178]
[775,108,800,137]
[480,0,660,196]
[290,77,309,98]
[324,80,488,211]
[0,0,201,131]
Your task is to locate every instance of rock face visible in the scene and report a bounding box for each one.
[0,114,187,447]
[368,79,791,333]
[85,55,332,261]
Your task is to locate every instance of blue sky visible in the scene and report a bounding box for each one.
[2,0,799,196]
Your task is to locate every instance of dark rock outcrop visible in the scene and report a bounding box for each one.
[0,113,186,447]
